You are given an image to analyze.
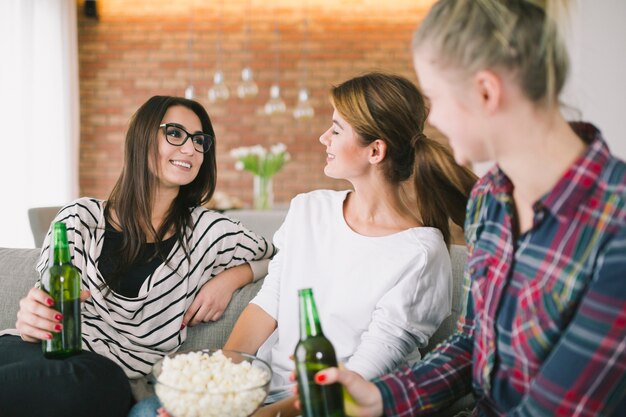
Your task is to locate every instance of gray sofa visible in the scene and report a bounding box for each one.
[0,246,265,353]
[2,209,473,413]
[11,208,291,352]
[0,246,468,354]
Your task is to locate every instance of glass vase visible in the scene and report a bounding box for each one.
[253,175,273,210]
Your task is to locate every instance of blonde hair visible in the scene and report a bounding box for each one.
[331,73,477,246]
[413,0,570,106]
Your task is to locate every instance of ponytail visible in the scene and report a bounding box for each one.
[412,135,477,246]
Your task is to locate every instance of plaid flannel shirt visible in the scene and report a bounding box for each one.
[374,123,626,416]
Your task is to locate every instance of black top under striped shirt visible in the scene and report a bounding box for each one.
[97,217,177,298]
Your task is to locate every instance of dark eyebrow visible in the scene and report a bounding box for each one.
[332,119,344,130]
[165,122,203,135]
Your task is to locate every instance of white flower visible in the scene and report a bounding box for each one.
[249,145,267,157]
[230,147,251,159]
[229,143,289,177]
[270,143,286,155]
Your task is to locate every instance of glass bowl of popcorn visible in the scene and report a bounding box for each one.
[152,349,272,417]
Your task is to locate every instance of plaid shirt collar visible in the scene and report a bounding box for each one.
[489,122,608,220]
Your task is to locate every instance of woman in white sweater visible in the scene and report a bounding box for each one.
[228,73,477,417]
[0,96,275,417]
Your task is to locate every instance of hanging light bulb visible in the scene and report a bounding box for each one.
[184,85,195,99]
[237,0,258,99]
[294,1,313,120]
[264,85,286,115]
[237,66,259,99]
[208,0,229,103]
[208,70,230,102]
[264,15,285,115]
[293,87,314,119]
[184,11,195,99]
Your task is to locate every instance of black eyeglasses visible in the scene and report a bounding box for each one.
[159,123,213,154]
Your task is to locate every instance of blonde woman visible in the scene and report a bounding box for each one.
[313,1,626,416]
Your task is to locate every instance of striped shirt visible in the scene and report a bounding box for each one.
[35,198,276,378]
[374,123,626,416]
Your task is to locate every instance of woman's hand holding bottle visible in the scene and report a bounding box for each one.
[291,365,384,417]
[16,287,90,342]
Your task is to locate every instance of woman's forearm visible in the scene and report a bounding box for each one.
[224,303,277,354]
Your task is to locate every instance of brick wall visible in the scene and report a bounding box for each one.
[78,0,437,207]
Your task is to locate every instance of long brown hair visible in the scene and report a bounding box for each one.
[105,96,216,290]
[331,72,476,246]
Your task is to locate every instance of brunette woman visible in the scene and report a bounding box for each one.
[0,96,275,417]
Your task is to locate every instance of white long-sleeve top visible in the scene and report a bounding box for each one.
[252,190,452,393]
[3,198,275,378]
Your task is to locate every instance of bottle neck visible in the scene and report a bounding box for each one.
[298,288,323,340]
[52,223,71,265]
[53,245,70,265]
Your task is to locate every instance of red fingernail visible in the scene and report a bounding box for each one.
[180,323,186,330]
[315,373,327,383]
[46,333,53,339]
[54,314,63,321]
[54,324,62,331]
[46,298,54,306]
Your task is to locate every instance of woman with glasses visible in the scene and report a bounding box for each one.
[0,96,275,417]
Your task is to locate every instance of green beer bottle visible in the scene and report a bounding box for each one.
[294,288,344,417]
[41,222,82,358]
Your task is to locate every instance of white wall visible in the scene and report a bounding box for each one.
[0,0,79,248]
[564,0,626,160]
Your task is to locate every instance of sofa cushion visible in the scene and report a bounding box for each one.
[0,247,41,331]
[222,208,288,242]
[181,279,264,351]
[420,244,468,355]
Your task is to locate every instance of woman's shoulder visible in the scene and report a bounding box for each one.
[406,227,448,258]
[289,189,349,208]
[189,205,235,224]
[187,205,248,234]
[281,190,349,223]
[56,197,104,225]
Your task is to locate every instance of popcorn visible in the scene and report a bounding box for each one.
[155,350,270,417]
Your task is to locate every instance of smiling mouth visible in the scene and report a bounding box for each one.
[170,160,192,169]
[326,153,335,161]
